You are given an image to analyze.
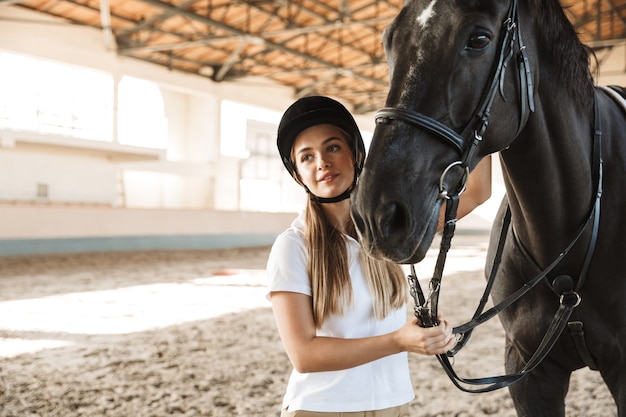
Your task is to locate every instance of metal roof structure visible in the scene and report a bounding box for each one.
[3,0,626,113]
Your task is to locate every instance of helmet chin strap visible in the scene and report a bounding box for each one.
[309,187,352,204]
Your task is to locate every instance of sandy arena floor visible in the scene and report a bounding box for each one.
[0,234,616,417]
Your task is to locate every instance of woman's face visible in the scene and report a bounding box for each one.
[292,124,355,199]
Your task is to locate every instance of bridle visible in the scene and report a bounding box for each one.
[374,0,604,392]
[376,0,534,180]
[375,0,532,329]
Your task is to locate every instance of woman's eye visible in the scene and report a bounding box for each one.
[327,144,340,152]
[467,33,490,51]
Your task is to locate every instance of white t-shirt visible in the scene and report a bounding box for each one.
[266,213,414,412]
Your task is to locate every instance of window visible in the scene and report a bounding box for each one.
[0,52,167,149]
[239,120,286,211]
[117,76,168,149]
[220,101,297,212]
[220,100,281,158]
[0,51,113,141]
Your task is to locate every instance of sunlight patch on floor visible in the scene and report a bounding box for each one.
[0,270,268,357]
[0,245,489,358]
[0,338,72,357]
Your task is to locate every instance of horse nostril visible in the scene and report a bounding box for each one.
[378,202,408,240]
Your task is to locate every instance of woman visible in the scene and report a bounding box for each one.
[266,96,491,416]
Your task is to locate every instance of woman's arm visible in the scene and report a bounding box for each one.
[270,291,454,373]
[439,155,492,230]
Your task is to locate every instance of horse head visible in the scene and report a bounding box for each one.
[352,0,539,263]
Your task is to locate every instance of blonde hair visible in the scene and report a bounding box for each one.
[304,199,409,328]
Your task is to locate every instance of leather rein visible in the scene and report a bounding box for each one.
[374,0,603,392]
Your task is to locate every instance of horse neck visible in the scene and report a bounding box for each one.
[498,94,596,266]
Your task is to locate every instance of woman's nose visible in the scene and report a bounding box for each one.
[317,156,330,169]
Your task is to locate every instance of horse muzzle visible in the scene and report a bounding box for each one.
[351,190,442,264]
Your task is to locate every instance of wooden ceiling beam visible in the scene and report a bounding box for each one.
[125,0,387,88]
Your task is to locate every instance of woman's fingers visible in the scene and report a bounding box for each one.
[406,316,455,355]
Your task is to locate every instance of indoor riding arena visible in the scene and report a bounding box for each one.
[1,1,624,416]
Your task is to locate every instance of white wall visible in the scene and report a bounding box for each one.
[0,206,294,239]
[0,5,298,208]
[0,146,117,203]
[0,5,299,254]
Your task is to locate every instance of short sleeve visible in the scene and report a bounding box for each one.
[266,230,311,299]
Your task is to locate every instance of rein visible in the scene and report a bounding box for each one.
[375,0,604,392]
[412,92,602,392]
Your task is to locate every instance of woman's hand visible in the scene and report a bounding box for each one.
[393,315,455,355]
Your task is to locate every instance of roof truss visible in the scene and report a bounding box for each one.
[5,0,626,113]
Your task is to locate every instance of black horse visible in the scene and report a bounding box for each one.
[351,0,626,416]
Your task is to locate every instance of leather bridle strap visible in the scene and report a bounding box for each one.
[374,108,465,155]
[409,90,604,393]
[453,87,603,352]
[445,204,511,356]
[464,0,520,143]
[409,194,461,328]
[400,0,523,330]
[434,274,582,393]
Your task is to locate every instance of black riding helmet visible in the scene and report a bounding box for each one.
[276,96,366,203]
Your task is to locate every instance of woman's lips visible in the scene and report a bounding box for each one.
[318,173,337,183]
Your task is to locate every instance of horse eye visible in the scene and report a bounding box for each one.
[467,33,491,50]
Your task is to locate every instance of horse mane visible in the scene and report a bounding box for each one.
[527,0,595,110]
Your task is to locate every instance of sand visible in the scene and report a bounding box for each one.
[0,235,616,417]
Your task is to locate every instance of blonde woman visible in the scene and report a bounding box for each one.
[267,96,491,416]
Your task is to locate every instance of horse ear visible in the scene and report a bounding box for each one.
[355,149,365,173]
[353,134,366,173]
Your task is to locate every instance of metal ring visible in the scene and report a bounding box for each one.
[560,292,582,308]
[439,161,470,198]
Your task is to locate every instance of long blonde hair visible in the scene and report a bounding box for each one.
[304,198,408,328]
